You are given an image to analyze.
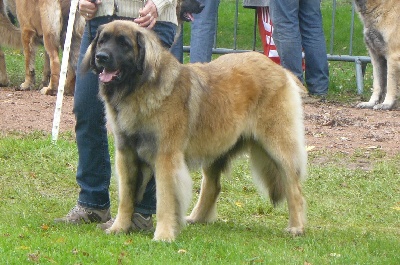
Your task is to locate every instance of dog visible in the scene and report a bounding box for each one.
[178,0,204,22]
[355,0,400,110]
[0,0,21,86]
[0,0,84,95]
[82,20,307,242]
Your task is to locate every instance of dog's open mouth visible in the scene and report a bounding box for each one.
[99,69,121,83]
[182,12,195,22]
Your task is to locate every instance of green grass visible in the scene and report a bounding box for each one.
[1,1,399,264]
[0,133,399,264]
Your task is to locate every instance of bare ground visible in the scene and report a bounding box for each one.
[1,87,400,158]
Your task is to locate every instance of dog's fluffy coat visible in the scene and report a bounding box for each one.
[82,20,307,241]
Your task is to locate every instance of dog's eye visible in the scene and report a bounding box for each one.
[98,33,110,45]
[116,36,132,49]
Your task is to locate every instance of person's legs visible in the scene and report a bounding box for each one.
[189,0,220,63]
[299,0,329,95]
[269,0,304,82]
[74,17,112,210]
[54,17,114,224]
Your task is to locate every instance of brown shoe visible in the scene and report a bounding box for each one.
[54,205,111,224]
[97,213,153,232]
[302,94,326,104]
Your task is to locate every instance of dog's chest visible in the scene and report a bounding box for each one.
[364,26,387,56]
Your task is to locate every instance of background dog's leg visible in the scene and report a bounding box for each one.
[187,165,222,223]
[40,32,60,95]
[154,152,192,242]
[40,52,51,90]
[20,29,37,91]
[0,48,9,86]
[107,149,138,234]
[357,50,387,109]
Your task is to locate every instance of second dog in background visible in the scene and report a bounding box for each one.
[355,0,400,110]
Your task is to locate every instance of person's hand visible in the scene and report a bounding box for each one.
[134,0,158,29]
[79,0,101,21]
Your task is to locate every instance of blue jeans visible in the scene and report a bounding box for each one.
[74,17,176,214]
[269,0,329,95]
[170,0,220,63]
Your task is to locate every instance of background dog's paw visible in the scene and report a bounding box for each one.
[285,226,305,237]
[18,81,34,91]
[40,86,56,96]
[373,102,395,110]
[356,101,376,109]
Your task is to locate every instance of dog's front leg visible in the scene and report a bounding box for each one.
[374,57,400,110]
[357,50,387,109]
[153,151,192,242]
[107,148,138,234]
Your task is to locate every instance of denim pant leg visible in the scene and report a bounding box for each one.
[269,0,304,83]
[189,0,220,63]
[299,0,329,95]
[170,25,184,63]
[74,17,113,210]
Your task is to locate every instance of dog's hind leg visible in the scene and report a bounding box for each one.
[40,32,60,95]
[187,162,224,224]
[249,142,307,236]
[40,52,51,90]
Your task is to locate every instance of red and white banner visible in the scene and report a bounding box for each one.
[257,7,305,69]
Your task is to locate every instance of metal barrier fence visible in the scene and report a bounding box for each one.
[182,0,370,94]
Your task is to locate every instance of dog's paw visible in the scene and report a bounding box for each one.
[105,220,131,234]
[0,78,10,87]
[153,224,177,242]
[285,226,305,237]
[18,81,34,91]
[185,216,196,224]
[373,102,395,110]
[40,86,56,96]
[356,101,376,109]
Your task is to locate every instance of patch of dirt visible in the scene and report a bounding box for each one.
[1,87,400,158]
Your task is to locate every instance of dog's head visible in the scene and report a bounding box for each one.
[81,21,162,87]
[178,0,204,22]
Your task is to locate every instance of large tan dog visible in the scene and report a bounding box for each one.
[82,21,307,242]
[0,0,83,95]
[355,0,400,110]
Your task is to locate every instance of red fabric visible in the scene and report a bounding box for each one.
[257,7,280,64]
[257,7,305,70]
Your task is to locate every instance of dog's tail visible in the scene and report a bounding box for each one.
[0,1,22,49]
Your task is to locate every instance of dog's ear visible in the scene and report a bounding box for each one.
[135,31,146,75]
[81,25,104,74]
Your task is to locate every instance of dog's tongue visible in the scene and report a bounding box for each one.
[184,12,194,22]
[99,69,119,83]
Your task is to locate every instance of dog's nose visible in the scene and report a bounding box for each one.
[95,52,110,63]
